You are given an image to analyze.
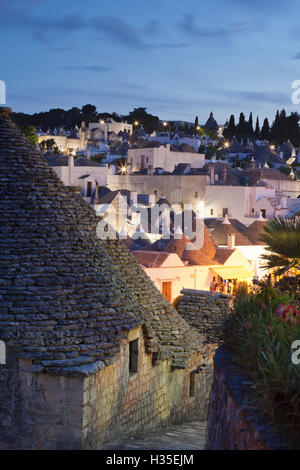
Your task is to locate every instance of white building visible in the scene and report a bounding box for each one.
[127,144,205,174]
[45,154,108,200]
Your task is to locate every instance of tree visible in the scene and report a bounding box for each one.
[81,104,98,124]
[248,112,254,137]
[260,118,270,140]
[260,216,300,276]
[194,116,199,131]
[22,125,38,147]
[124,107,159,133]
[236,112,248,140]
[223,114,235,139]
[254,116,260,138]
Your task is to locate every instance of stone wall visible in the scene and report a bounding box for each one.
[0,327,213,449]
[82,326,212,449]
[0,351,83,450]
[205,347,289,450]
[177,289,233,345]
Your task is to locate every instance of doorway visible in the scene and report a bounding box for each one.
[162,281,172,303]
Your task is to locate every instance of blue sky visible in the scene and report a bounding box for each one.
[1,0,300,124]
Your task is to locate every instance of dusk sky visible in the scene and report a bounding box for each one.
[1,0,300,124]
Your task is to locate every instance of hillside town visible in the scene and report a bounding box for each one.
[31,109,300,303]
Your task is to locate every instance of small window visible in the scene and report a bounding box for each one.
[195,192,198,198]
[223,208,228,217]
[129,339,139,374]
[252,208,254,213]
[261,209,266,218]
[154,190,158,197]
[189,371,196,397]
[210,209,214,216]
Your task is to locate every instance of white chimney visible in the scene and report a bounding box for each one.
[149,194,156,206]
[227,232,235,250]
[68,155,74,185]
[130,191,138,206]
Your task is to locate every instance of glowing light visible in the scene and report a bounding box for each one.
[163,122,168,127]
[120,165,127,174]
[224,142,229,148]
[134,121,139,126]
[100,120,105,124]
[270,144,275,150]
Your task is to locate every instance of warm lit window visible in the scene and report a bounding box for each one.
[210,209,214,215]
[129,339,139,374]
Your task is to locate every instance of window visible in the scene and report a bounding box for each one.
[252,208,254,213]
[261,209,266,218]
[87,182,92,197]
[223,208,228,217]
[210,209,214,216]
[195,192,198,198]
[189,371,196,397]
[129,339,139,374]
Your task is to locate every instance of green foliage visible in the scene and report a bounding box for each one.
[91,154,105,164]
[123,107,159,134]
[260,217,300,276]
[21,125,38,147]
[275,276,300,303]
[223,287,300,446]
[278,165,290,176]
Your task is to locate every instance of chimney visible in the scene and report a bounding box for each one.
[68,155,74,185]
[208,164,215,185]
[149,194,156,206]
[130,191,138,206]
[227,232,235,250]
[220,167,227,182]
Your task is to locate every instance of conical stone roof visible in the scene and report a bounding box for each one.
[0,109,202,375]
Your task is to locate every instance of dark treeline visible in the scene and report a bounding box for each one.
[11,105,160,134]
[223,110,300,145]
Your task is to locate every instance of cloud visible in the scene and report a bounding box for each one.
[180,14,251,39]
[60,65,111,72]
[0,5,188,50]
[291,52,300,60]
[215,89,288,105]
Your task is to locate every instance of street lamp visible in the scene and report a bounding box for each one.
[224,141,229,148]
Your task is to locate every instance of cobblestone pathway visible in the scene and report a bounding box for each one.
[102,421,207,450]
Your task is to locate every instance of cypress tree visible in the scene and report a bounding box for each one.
[254,117,260,138]
[223,114,235,139]
[248,112,254,138]
[260,118,271,140]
